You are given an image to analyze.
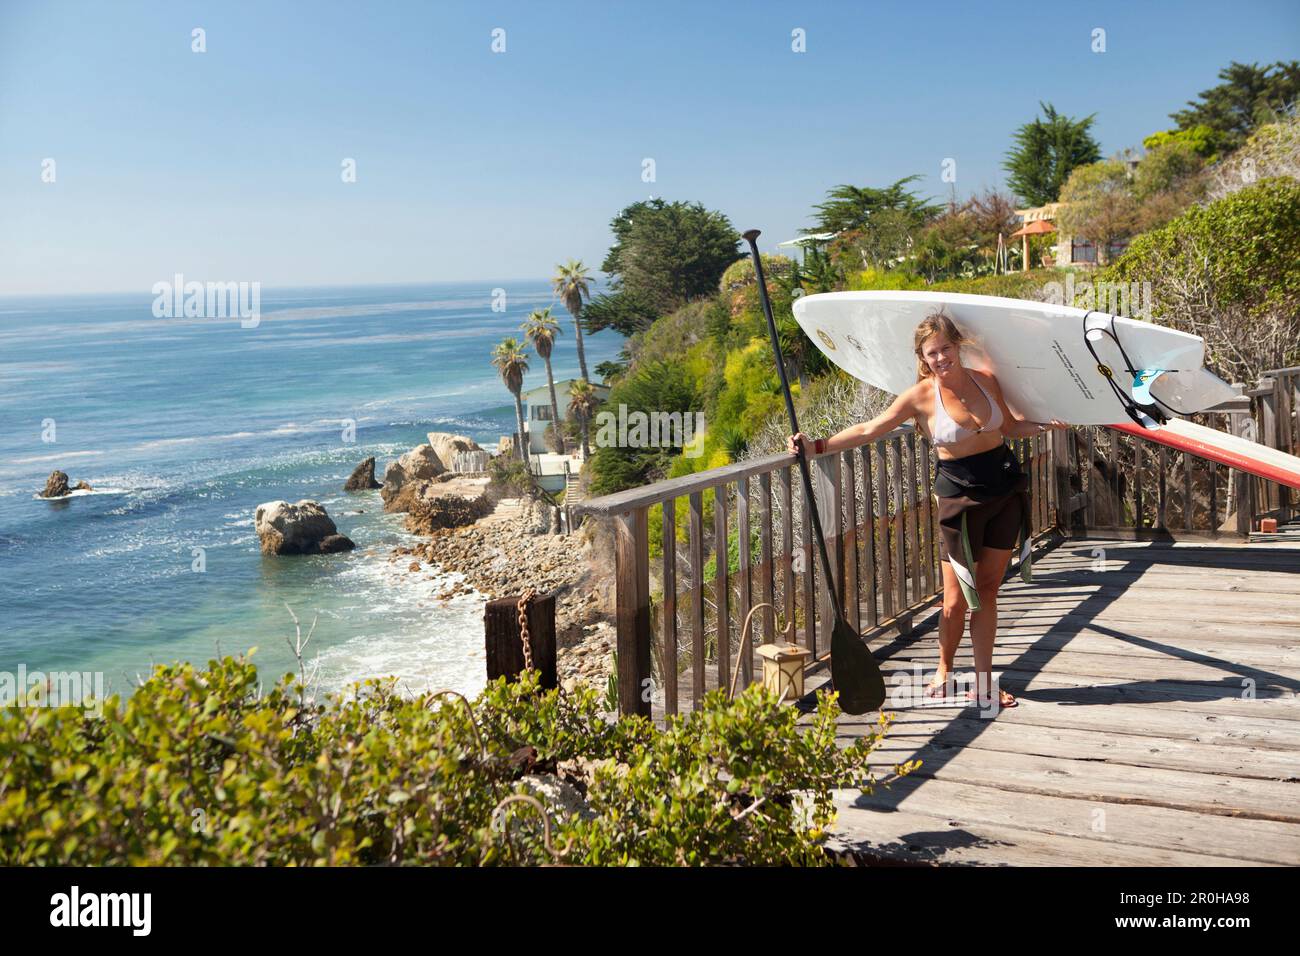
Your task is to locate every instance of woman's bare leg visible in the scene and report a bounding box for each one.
[969,545,1015,706]
[928,559,967,696]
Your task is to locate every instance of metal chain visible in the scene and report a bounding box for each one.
[516,587,536,671]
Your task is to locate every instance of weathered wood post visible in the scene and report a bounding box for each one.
[485,592,557,688]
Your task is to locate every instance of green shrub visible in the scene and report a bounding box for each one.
[0,656,902,865]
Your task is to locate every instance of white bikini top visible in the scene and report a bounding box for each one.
[930,372,1002,446]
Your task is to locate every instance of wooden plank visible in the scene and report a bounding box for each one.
[779,467,794,637]
[1134,438,1144,531]
[883,645,1300,700]
[920,436,935,596]
[758,471,774,645]
[890,437,907,624]
[876,439,895,622]
[802,471,816,655]
[854,740,1300,823]
[827,778,1300,865]
[713,484,730,697]
[736,475,752,687]
[689,491,705,711]
[842,449,860,632]
[813,453,843,642]
[485,592,557,688]
[887,695,1300,751]
[860,445,879,630]
[1209,456,1219,538]
[1157,444,1168,530]
[661,497,677,715]
[906,431,921,606]
[613,508,651,718]
[825,802,1274,866]
[908,622,1300,669]
[871,707,1300,782]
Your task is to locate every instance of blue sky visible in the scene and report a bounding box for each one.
[1,0,1296,294]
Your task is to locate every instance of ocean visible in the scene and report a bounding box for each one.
[0,281,623,702]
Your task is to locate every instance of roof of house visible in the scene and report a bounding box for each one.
[522,378,611,402]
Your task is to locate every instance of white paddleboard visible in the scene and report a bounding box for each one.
[792,290,1237,425]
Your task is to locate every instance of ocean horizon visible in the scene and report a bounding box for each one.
[0,280,624,701]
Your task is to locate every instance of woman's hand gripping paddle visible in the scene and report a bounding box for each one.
[743,230,886,714]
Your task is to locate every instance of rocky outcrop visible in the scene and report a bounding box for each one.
[72,480,93,492]
[40,471,71,498]
[254,500,356,555]
[426,432,482,471]
[380,444,446,510]
[343,456,380,491]
[404,489,492,535]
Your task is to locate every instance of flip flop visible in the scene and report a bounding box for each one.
[965,687,1018,708]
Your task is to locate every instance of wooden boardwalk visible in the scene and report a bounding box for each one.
[807,533,1300,866]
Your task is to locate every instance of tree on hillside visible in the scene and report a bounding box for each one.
[808,177,941,234]
[1143,125,1228,163]
[910,189,1021,282]
[586,200,742,337]
[490,338,530,461]
[1055,160,1140,267]
[521,308,563,452]
[588,359,700,495]
[552,260,592,382]
[1171,60,1300,150]
[566,378,600,459]
[1003,102,1102,206]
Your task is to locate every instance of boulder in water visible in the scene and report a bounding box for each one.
[254,500,356,555]
[344,456,380,491]
[40,471,71,498]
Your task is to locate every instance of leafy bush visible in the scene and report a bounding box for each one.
[0,657,903,866]
[1101,177,1300,380]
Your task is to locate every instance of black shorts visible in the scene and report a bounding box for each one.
[936,490,1025,561]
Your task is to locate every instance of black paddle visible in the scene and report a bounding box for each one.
[743,230,886,715]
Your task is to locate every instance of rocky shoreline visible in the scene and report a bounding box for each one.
[380,435,615,694]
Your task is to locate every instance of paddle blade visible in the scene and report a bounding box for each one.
[828,616,886,714]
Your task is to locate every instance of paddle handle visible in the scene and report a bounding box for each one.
[742,230,845,624]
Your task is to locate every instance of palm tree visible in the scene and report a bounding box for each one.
[521,307,563,452]
[491,337,530,461]
[567,378,600,459]
[553,259,592,382]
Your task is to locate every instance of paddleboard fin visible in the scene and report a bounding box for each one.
[1131,368,1165,406]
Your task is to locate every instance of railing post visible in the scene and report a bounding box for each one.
[1051,428,1072,532]
[812,452,842,647]
[613,507,651,718]
[1228,385,1253,536]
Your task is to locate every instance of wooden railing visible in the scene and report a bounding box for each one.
[1064,370,1299,538]
[576,427,1063,718]
[575,366,1298,719]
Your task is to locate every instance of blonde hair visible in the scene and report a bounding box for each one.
[914,311,965,381]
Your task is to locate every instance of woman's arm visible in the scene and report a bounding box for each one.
[787,386,919,458]
[972,369,1068,437]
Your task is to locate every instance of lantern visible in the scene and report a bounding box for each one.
[757,641,814,702]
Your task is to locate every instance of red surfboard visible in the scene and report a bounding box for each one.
[1109,418,1300,490]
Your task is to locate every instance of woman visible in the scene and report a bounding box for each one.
[788,311,1067,710]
